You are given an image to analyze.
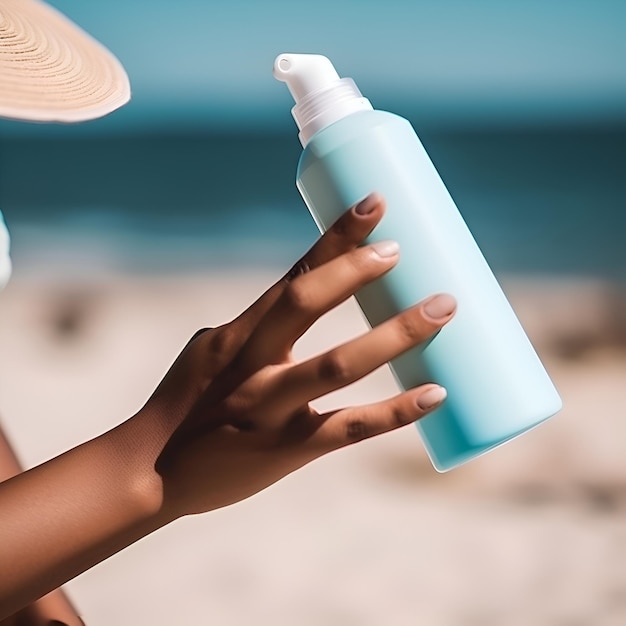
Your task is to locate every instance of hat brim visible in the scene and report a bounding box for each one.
[0,0,130,123]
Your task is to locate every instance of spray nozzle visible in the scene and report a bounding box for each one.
[273,54,341,101]
[273,53,372,146]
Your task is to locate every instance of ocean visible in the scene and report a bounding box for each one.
[1,124,624,279]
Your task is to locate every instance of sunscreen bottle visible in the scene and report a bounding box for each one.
[274,53,562,471]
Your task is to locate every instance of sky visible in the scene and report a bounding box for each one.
[29,0,626,132]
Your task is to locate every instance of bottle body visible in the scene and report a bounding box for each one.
[296,109,562,471]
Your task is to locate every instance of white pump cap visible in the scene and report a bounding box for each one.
[273,53,373,146]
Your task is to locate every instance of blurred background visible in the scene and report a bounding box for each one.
[0,0,625,624]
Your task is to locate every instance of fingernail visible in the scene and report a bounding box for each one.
[370,240,400,258]
[354,192,383,215]
[416,385,447,410]
[423,293,457,321]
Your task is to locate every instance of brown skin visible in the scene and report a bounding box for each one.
[0,429,84,626]
[0,194,456,619]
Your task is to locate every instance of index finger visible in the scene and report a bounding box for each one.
[231,192,385,335]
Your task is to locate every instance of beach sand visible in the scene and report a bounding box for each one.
[1,269,625,625]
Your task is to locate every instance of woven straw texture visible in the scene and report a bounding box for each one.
[0,0,130,122]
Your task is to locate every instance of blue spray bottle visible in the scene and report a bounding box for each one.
[273,53,562,471]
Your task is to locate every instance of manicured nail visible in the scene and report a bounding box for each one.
[417,385,447,410]
[354,192,383,215]
[370,240,400,258]
[423,293,457,321]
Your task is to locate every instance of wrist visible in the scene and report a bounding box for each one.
[111,407,181,525]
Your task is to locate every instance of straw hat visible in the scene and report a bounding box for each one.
[0,0,130,122]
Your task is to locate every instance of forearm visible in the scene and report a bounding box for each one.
[0,426,85,624]
[0,415,173,620]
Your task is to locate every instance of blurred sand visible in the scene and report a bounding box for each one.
[1,269,625,626]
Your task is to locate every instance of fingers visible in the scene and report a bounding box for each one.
[230,193,386,337]
[276,293,456,409]
[283,192,386,280]
[244,238,401,364]
[306,384,448,454]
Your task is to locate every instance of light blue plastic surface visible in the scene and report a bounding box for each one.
[296,110,562,471]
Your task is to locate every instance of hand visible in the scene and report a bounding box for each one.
[139,193,457,518]
[0,193,456,618]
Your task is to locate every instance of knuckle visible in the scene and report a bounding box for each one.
[208,325,237,357]
[283,258,311,284]
[281,280,315,314]
[329,213,350,238]
[317,351,353,384]
[204,326,247,372]
[395,312,424,343]
[189,327,212,344]
[345,418,370,442]
[391,404,411,427]
[183,327,214,354]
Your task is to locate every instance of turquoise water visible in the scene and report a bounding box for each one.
[0,125,624,277]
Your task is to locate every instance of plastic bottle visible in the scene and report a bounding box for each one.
[0,211,11,291]
[273,53,562,471]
